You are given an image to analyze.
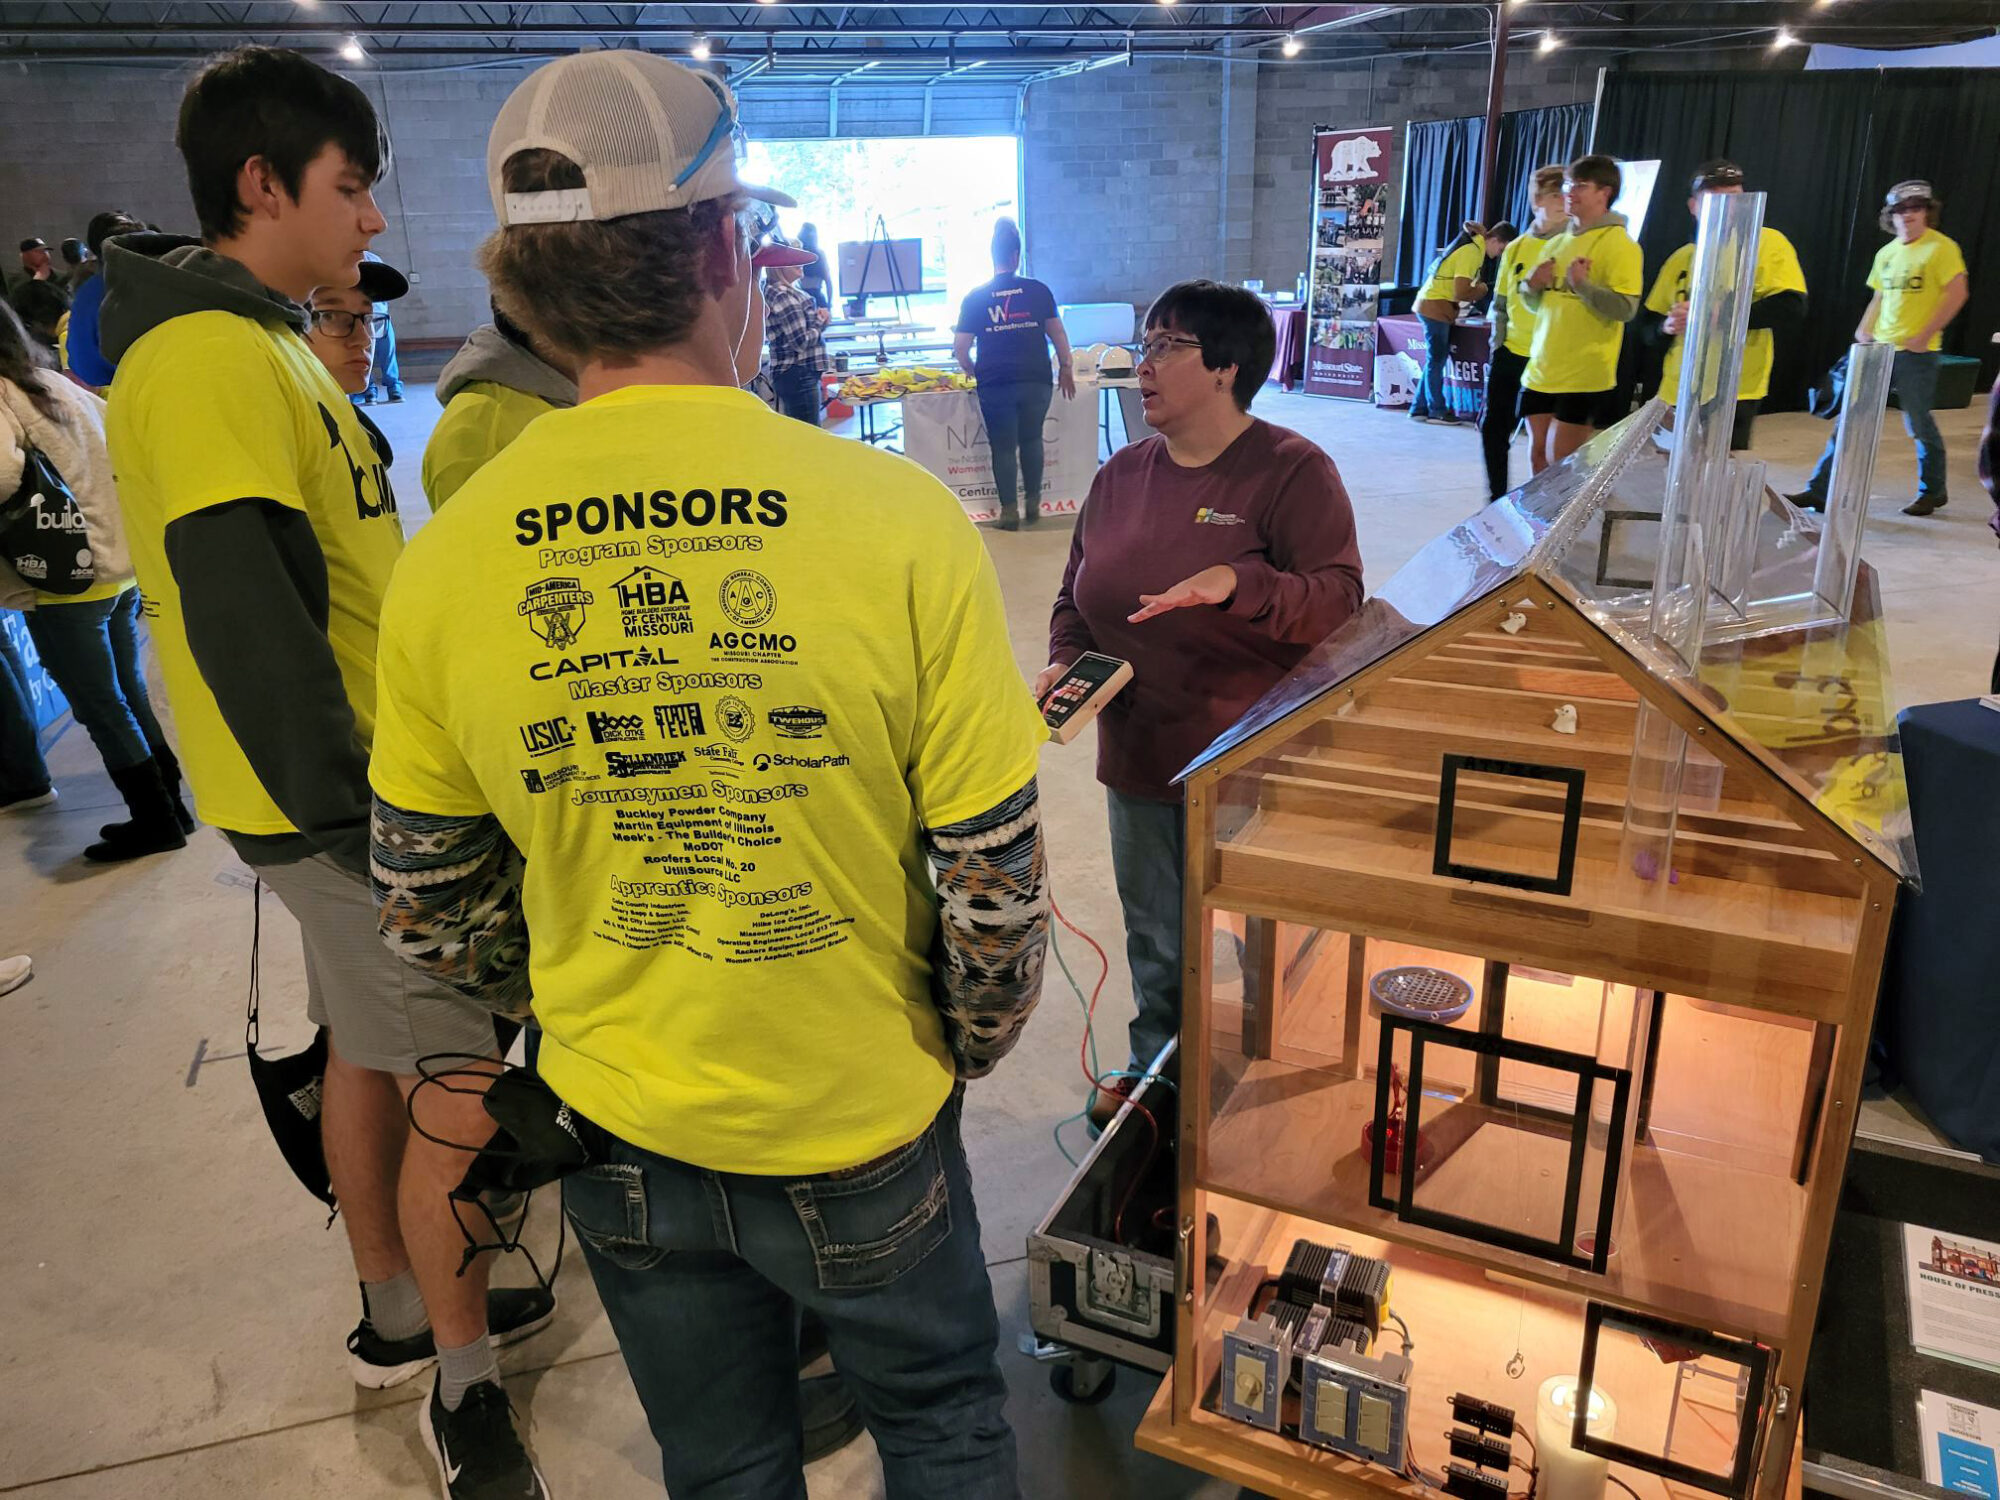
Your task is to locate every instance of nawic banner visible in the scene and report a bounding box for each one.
[901,388,1101,525]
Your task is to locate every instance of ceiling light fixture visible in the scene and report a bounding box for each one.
[1281,33,1302,56]
[340,34,365,60]
[1157,0,1178,8]
[1771,26,1799,48]
[691,33,712,59]
[1537,30,1560,53]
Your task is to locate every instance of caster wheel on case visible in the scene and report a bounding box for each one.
[1051,1358,1117,1405]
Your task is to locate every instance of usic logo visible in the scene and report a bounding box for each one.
[518,716,576,757]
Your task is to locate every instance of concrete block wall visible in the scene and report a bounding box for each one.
[0,51,1601,348]
[1017,61,1226,317]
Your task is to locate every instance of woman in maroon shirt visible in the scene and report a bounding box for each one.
[1039,280,1364,1126]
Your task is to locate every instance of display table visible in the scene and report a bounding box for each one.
[1266,303,1308,391]
[900,385,1100,525]
[1877,700,2000,1162]
[1373,313,1492,421]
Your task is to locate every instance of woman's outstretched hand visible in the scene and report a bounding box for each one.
[1130,565,1238,623]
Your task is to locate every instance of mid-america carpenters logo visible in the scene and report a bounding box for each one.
[719,569,776,628]
[519,577,594,649]
[611,566,694,640]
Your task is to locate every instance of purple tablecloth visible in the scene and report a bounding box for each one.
[1267,304,1308,392]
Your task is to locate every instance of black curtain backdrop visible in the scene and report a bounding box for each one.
[1594,69,2000,412]
[1393,102,1595,291]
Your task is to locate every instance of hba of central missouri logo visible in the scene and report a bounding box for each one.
[612,566,693,639]
[520,577,594,649]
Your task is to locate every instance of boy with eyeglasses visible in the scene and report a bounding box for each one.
[1788,179,1969,518]
[99,46,552,1498]
[1520,153,1645,469]
[367,50,1046,1500]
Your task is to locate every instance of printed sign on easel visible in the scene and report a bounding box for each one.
[1304,125,1394,401]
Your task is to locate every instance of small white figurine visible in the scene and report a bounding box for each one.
[1551,703,1579,735]
[1499,612,1528,635]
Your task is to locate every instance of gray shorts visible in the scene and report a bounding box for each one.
[256,852,497,1076]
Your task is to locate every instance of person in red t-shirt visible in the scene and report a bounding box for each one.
[1038,279,1365,1127]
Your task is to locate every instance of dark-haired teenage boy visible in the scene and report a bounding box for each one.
[99,46,552,1498]
[1520,154,1644,470]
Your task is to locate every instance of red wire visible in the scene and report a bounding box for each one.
[1051,892,1162,1244]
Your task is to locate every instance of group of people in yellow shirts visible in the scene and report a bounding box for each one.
[1418,154,1971,515]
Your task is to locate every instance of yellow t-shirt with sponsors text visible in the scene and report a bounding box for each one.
[1496,232,1549,358]
[1869,229,1968,351]
[1647,228,1807,404]
[369,383,1049,1176]
[1420,241,1485,306]
[105,311,403,834]
[1524,221,1645,395]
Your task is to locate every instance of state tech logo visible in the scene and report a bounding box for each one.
[519,577,594,650]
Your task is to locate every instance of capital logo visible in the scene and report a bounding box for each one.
[718,569,777,628]
[518,715,576,757]
[586,710,646,744]
[612,565,694,640]
[715,695,754,743]
[654,701,707,739]
[767,705,827,739]
[519,577,594,649]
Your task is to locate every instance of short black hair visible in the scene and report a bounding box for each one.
[58,238,84,266]
[85,210,142,259]
[177,46,388,241]
[1144,279,1276,411]
[1567,153,1623,199]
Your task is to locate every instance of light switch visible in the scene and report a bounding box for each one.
[1358,1392,1394,1452]
[1312,1380,1351,1440]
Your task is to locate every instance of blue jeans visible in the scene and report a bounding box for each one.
[1107,788,1185,1070]
[563,1088,1017,1500]
[24,587,166,773]
[371,316,400,399]
[976,380,1054,517]
[1412,314,1454,419]
[773,364,822,427]
[0,618,51,798]
[1806,349,1945,500]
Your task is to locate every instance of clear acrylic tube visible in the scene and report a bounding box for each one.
[1654,189,1765,648]
[1812,340,1895,623]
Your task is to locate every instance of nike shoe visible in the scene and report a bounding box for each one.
[349,1286,557,1389]
[418,1376,550,1500]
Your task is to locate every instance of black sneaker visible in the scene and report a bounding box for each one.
[349,1286,558,1389]
[418,1377,550,1499]
[1785,489,1827,513]
[1903,492,1947,516]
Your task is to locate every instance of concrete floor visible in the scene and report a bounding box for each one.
[1,384,1991,1498]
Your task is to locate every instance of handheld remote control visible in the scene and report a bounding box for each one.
[1039,652,1133,744]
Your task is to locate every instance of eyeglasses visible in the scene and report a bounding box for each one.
[1139,334,1204,364]
[310,309,387,339]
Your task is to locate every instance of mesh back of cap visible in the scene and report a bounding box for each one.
[488,52,735,222]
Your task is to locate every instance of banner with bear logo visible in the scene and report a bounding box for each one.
[1304,126,1394,401]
